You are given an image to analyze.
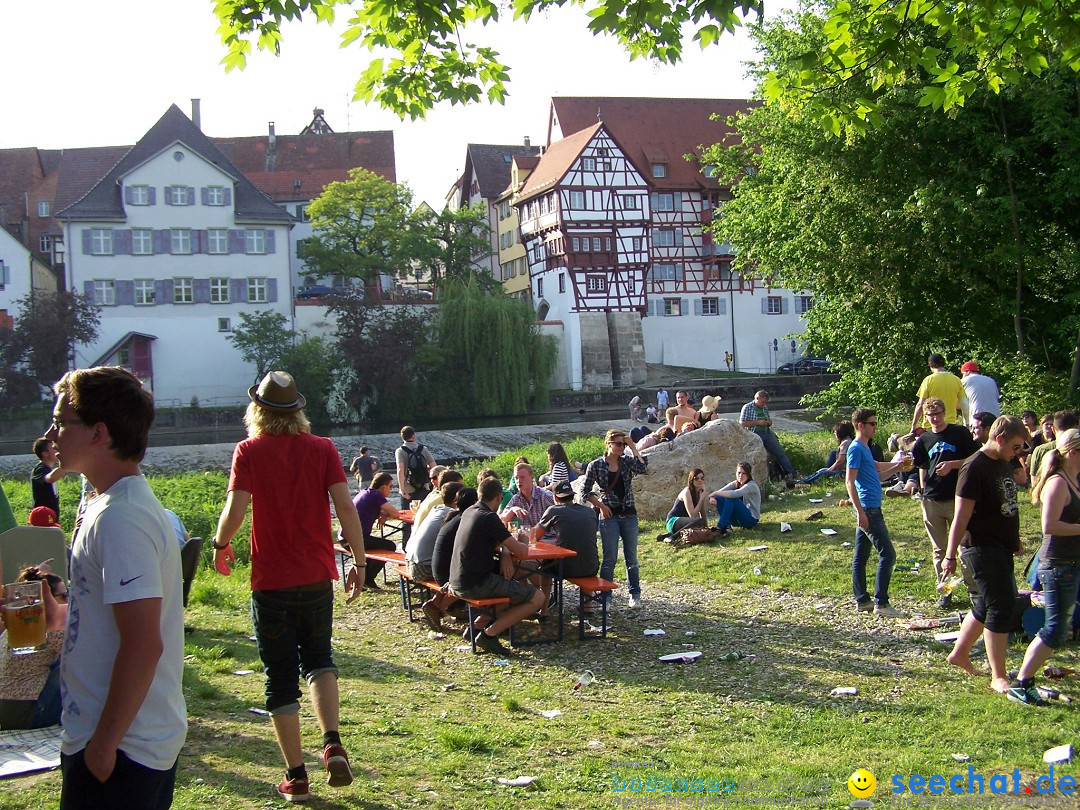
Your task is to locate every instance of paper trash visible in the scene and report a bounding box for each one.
[497,776,539,787]
[830,687,858,696]
[643,629,666,636]
[1044,745,1073,765]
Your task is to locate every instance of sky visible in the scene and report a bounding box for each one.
[0,0,762,208]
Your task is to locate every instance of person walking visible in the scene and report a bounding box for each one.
[212,371,366,802]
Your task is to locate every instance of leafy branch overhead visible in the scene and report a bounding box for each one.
[212,0,761,118]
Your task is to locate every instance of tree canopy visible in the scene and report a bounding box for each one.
[704,7,1080,413]
[227,310,294,384]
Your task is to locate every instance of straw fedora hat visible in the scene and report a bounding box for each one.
[248,371,306,413]
[700,394,723,414]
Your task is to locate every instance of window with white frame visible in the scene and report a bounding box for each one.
[598,159,612,171]
[166,186,190,205]
[206,186,226,206]
[796,295,814,314]
[39,235,52,253]
[134,279,155,306]
[586,275,606,292]
[571,237,580,252]
[651,263,677,281]
[93,280,115,306]
[592,237,602,251]
[620,195,640,210]
[558,274,566,293]
[294,204,308,221]
[655,229,676,247]
[245,230,266,254]
[90,229,113,255]
[654,193,674,211]
[663,298,681,316]
[569,190,585,209]
[604,237,612,251]
[174,278,193,304]
[652,163,667,178]
[766,295,783,314]
[633,236,643,252]
[218,317,232,332]
[210,278,230,303]
[582,157,596,171]
[129,185,150,205]
[702,297,720,316]
[208,228,228,255]
[132,229,153,255]
[171,229,192,254]
[247,277,268,303]
[536,278,543,298]
[37,200,50,217]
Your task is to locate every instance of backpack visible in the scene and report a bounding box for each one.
[403,444,429,490]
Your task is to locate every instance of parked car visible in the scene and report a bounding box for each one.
[296,285,335,301]
[777,357,832,375]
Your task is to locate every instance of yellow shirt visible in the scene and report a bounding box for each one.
[916,371,967,425]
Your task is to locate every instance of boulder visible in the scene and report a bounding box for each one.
[630,419,769,520]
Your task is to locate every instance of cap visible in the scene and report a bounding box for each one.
[553,481,574,499]
[29,506,58,527]
[961,361,979,373]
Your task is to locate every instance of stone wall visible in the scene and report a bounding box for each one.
[606,312,647,387]
[629,419,769,520]
[578,312,614,388]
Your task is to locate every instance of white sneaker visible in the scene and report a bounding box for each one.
[874,604,906,618]
[628,595,642,610]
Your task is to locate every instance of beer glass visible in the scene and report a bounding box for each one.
[4,580,47,655]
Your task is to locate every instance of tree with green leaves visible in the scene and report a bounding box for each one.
[279,335,341,423]
[228,310,294,384]
[412,203,495,291]
[704,7,1080,414]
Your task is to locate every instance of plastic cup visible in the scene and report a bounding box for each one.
[4,580,47,655]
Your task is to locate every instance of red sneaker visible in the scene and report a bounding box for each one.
[277,773,310,802]
[322,743,354,787]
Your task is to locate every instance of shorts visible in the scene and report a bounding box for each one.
[453,573,537,606]
[406,560,435,582]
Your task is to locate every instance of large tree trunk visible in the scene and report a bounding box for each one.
[1070,327,1080,400]
[997,98,1026,356]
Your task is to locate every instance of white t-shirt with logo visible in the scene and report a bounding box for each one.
[61,475,187,770]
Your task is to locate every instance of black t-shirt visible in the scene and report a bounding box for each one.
[537,503,600,578]
[354,455,379,482]
[31,461,60,515]
[957,451,1020,552]
[430,511,462,585]
[913,424,979,501]
[449,502,511,591]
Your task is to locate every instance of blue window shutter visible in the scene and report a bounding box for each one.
[195,230,206,254]
[761,297,769,314]
[718,298,727,315]
[223,187,232,206]
[81,229,92,254]
[674,194,683,211]
[675,229,683,246]
[645,299,654,316]
[694,298,702,316]
[193,278,211,303]
[154,280,168,304]
[781,297,789,314]
[148,187,156,205]
[267,278,278,302]
[154,230,169,254]
[187,187,196,206]
[83,281,94,297]
[229,230,245,254]
[164,186,174,206]
[114,230,132,255]
[265,230,275,254]
[124,186,134,205]
[2,263,9,285]
[681,297,689,316]
[231,278,247,302]
[116,280,135,306]
[200,187,209,206]
[162,279,174,302]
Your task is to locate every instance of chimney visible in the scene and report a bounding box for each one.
[524,136,531,148]
[266,123,277,172]
[191,99,201,131]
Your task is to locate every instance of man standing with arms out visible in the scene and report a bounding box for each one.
[740,390,796,482]
[959,361,999,418]
[31,437,66,516]
[213,371,366,802]
[349,446,379,490]
[46,367,186,809]
[846,408,906,617]
[396,426,435,548]
[942,416,1029,696]
[912,398,980,609]
[910,353,969,431]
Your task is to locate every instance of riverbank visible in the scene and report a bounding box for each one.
[0,409,822,478]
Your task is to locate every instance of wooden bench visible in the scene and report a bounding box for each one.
[396,566,509,653]
[565,576,619,640]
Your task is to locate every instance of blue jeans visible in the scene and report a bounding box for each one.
[758,429,795,478]
[251,584,337,713]
[798,467,841,485]
[715,496,759,530]
[599,513,640,597]
[852,507,895,606]
[1037,561,1079,649]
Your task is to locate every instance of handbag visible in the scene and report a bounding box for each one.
[676,526,721,548]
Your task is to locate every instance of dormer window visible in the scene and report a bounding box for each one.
[652,163,667,178]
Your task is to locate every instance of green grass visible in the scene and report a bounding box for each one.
[2,430,1077,809]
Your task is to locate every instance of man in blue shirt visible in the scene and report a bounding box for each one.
[846,408,907,617]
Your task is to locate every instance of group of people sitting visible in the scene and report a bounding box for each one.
[658,463,762,542]
[633,391,724,449]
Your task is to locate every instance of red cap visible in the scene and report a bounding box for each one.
[29,506,58,527]
[961,361,979,373]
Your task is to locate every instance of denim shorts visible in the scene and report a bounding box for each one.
[1037,561,1079,649]
[251,583,337,713]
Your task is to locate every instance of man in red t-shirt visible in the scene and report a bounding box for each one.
[212,371,365,803]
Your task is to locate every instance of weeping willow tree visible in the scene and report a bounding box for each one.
[429,276,557,417]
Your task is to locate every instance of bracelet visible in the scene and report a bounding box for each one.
[944,556,955,561]
[212,539,231,551]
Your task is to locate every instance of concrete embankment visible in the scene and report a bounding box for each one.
[0,410,821,479]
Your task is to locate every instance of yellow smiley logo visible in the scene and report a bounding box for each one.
[848,769,876,798]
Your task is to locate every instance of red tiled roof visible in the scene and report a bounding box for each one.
[52,145,131,213]
[241,169,355,201]
[0,148,44,222]
[514,123,602,203]
[549,97,754,190]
